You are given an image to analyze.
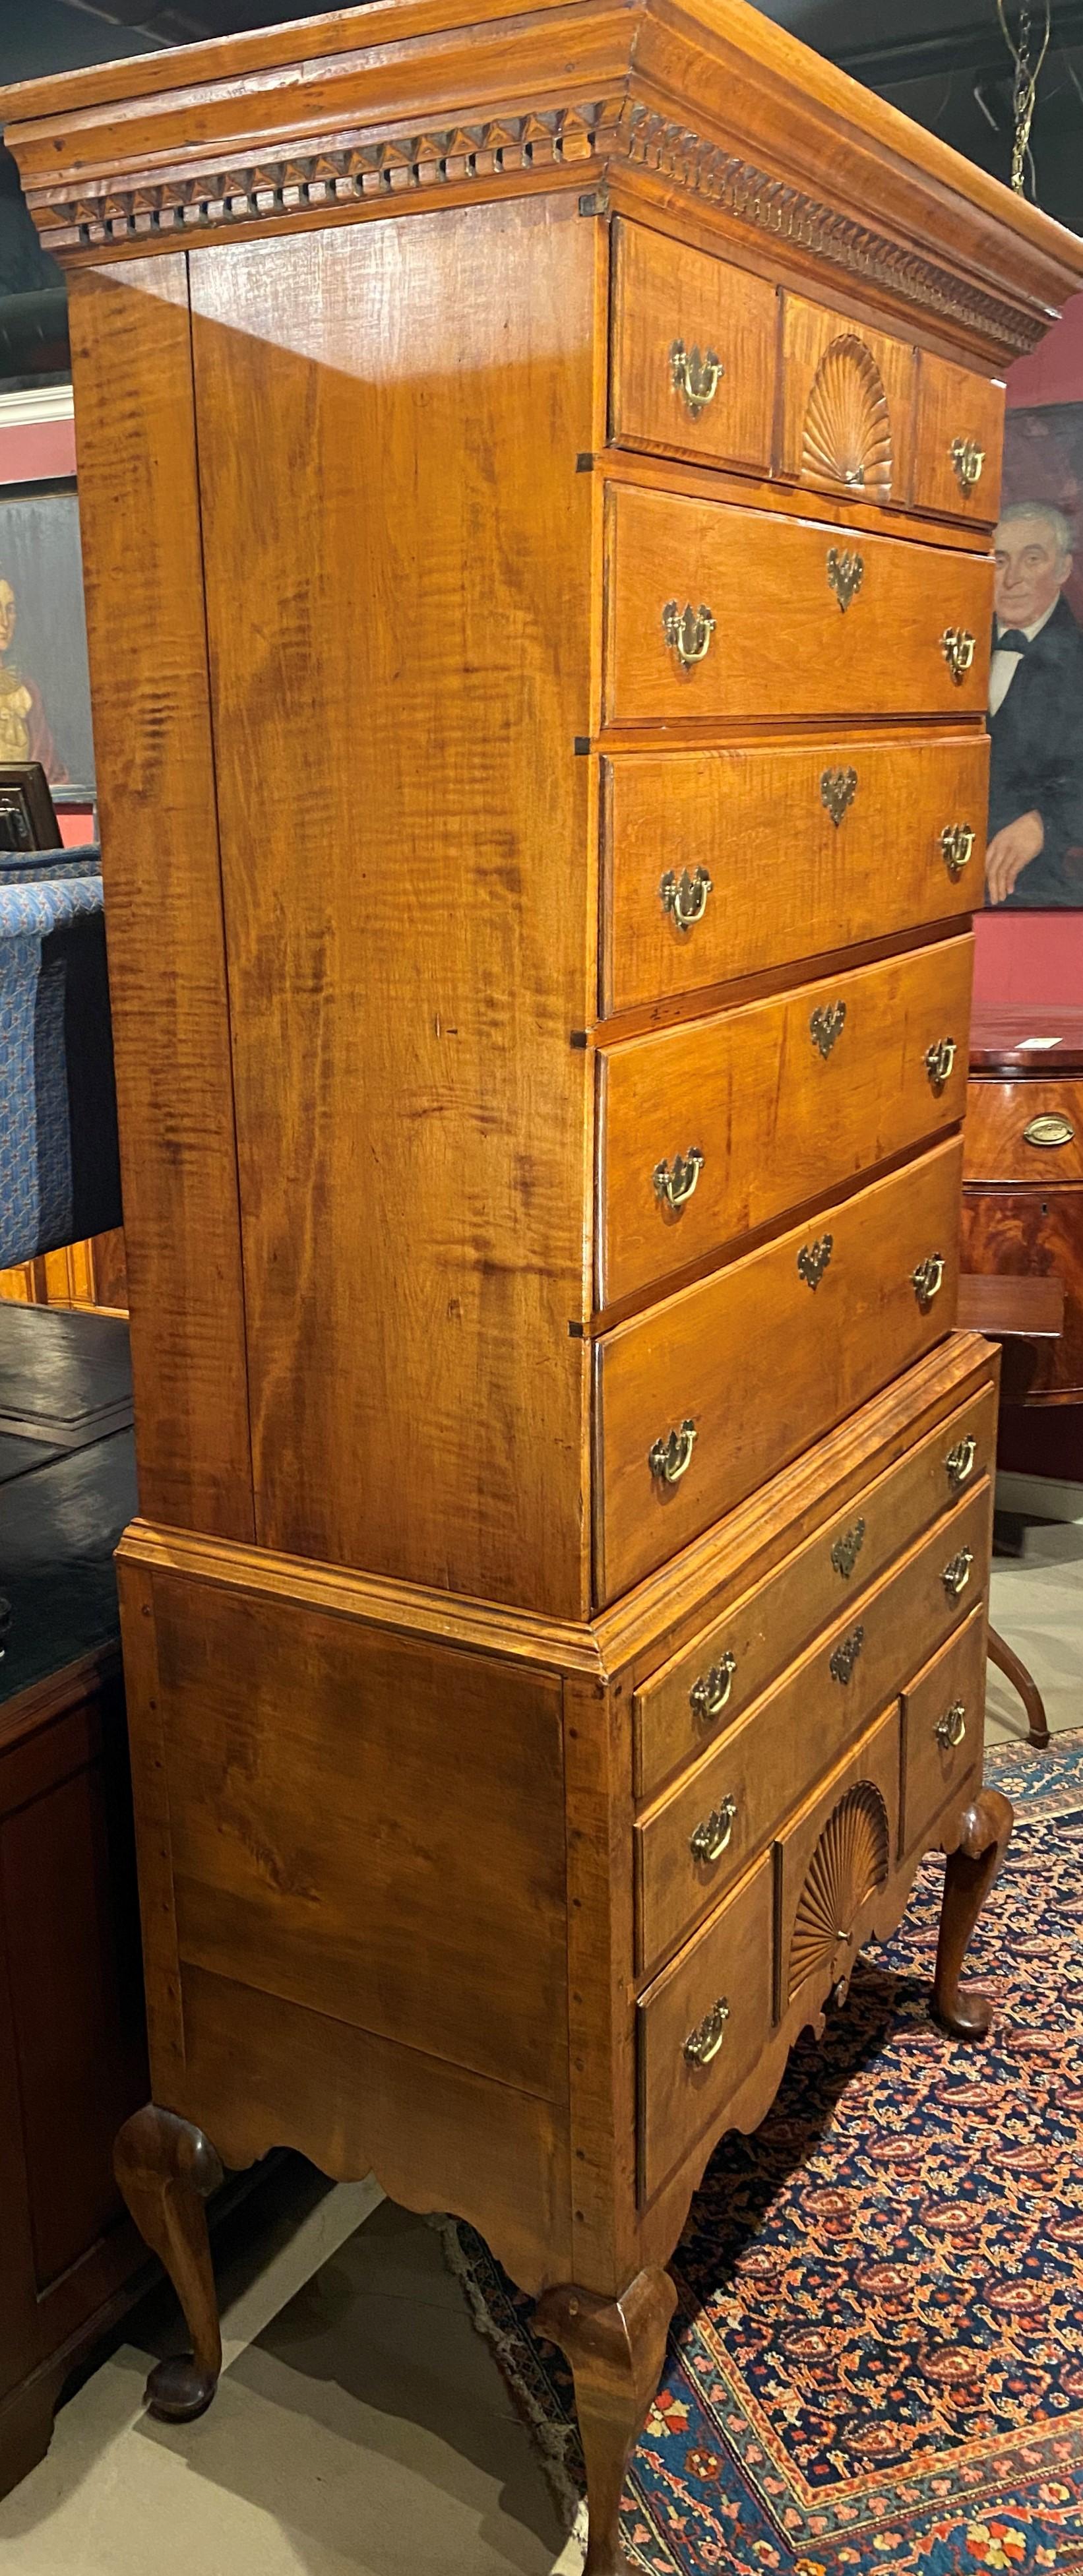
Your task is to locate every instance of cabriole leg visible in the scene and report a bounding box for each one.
[535,2268,676,2575]
[114,2103,224,2421]
[933,1788,1014,2040]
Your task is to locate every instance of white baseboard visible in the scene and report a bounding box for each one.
[995,1469,1083,1526]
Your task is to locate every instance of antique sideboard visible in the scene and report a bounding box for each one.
[6,5,1083,2563]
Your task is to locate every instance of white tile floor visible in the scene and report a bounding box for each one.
[0,1517,1077,2574]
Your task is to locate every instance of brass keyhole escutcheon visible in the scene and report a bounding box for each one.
[797,1233,834,1290]
[683,1996,730,2067]
[689,1796,738,1866]
[830,1625,865,1685]
[648,1419,697,1486]
[662,600,716,666]
[810,1001,847,1059]
[689,1653,737,1724]
[653,1147,704,1213]
[941,627,976,684]
[660,865,712,932]
[826,547,864,612]
[936,1701,968,1749]
[820,766,858,827]
[949,437,985,493]
[940,823,975,880]
[925,1036,958,1091]
[670,340,724,417]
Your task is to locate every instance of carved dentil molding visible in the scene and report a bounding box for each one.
[33,91,1041,353]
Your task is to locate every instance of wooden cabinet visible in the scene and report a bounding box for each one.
[962,1011,1083,1402]
[7,1,1080,2556]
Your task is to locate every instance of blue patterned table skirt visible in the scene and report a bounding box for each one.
[0,868,123,1268]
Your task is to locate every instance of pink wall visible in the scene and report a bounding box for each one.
[0,416,76,487]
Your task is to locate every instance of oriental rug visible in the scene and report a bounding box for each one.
[445,1731,1083,2575]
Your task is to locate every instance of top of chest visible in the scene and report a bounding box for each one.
[3,0,1082,374]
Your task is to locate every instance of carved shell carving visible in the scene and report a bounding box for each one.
[802,334,893,499]
[788,1782,890,2001]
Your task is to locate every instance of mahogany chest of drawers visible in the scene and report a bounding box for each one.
[7,1,1081,2560]
[963,1009,1083,1402]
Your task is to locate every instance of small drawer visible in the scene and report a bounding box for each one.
[598,936,972,1309]
[964,1079,1083,1183]
[595,1135,964,1605]
[777,1701,902,2017]
[960,1187,1083,1400]
[601,734,987,1018]
[912,354,1005,525]
[633,1379,997,1800]
[603,483,992,726]
[901,1606,985,1854]
[609,218,776,474]
[634,1480,990,1973]
[637,1848,773,2205]
[777,293,915,506]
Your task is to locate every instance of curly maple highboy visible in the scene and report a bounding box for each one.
[6,3,1082,2561]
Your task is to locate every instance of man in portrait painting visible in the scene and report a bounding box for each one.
[985,499,1083,907]
[0,575,66,782]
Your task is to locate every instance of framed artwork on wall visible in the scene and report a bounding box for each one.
[992,404,1083,909]
[0,480,95,797]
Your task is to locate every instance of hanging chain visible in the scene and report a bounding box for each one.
[995,0,1053,193]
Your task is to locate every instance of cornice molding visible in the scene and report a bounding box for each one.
[15,92,1049,356]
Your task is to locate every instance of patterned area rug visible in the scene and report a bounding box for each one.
[447,1730,1083,2573]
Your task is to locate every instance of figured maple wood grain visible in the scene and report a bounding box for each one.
[912,352,1006,524]
[604,482,993,724]
[67,259,254,1541]
[609,216,778,475]
[777,290,916,503]
[595,1137,965,1604]
[636,1848,774,2205]
[900,1606,986,1855]
[189,197,596,1617]
[602,732,987,1016]
[598,934,973,1307]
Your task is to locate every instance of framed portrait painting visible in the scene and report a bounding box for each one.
[0,482,95,796]
[992,404,1083,908]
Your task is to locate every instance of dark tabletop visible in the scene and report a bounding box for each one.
[0,1305,133,1448]
[0,1306,137,1706]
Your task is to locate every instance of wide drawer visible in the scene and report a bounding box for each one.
[634,1481,990,1974]
[778,1701,901,2017]
[601,734,986,1017]
[604,484,992,725]
[633,1377,997,1800]
[598,935,972,1308]
[901,1606,985,1856]
[912,354,1005,526]
[964,1079,1083,1183]
[637,1847,773,2205]
[609,217,776,474]
[595,1135,964,1604]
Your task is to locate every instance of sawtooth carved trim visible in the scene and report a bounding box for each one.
[32,92,1041,352]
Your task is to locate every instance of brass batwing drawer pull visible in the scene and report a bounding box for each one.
[826,546,864,612]
[830,1625,865,1685]
[940,823,975,881]
[945,1435,977,1490]
[941,627,976,684]
[810,1001,847,1059]
[941,1548,974,1600]
[648,1418,697,1486]
[950,437,985,493]
[797,1233,833,1290]
[663,600,715,666]
[1024,1113,1075,1148]
[935,1700,968,1749]
[925,1037,958,1090]
[689,1652,737,1724]
[653,1147,704,1211]
[820,766,857,827]
[912,1252,945,1310]
[670,339,724,416]
[660,865,712,932]
[831,1517,866,1579]
[689,1795,738,1865]
[683,1995,730,2067]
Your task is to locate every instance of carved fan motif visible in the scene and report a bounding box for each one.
[788,1783,890,2001]
[802,335,892,497]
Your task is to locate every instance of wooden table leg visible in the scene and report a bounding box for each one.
[933,1788,1014,2038]
[987,1623,1050,1749]
[535,2269,676,2574]
[114,2104,224,2420]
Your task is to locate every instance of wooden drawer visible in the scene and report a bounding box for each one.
[598,935,972,1308]
[595,1135,964,1604]
[603,484,992,725]
[609,218,776,474]
[901,1606,985,1856]
[912,354,1005,525]
[637,1848,773,2205]
[634,1480,989,1972]
[633,1378,997,1800]
[602,734,987,1017]
[964,1079,1083,1183]
[778,1701,901,2017]
[960,1187,1083,1401]
[778,294,915,505]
